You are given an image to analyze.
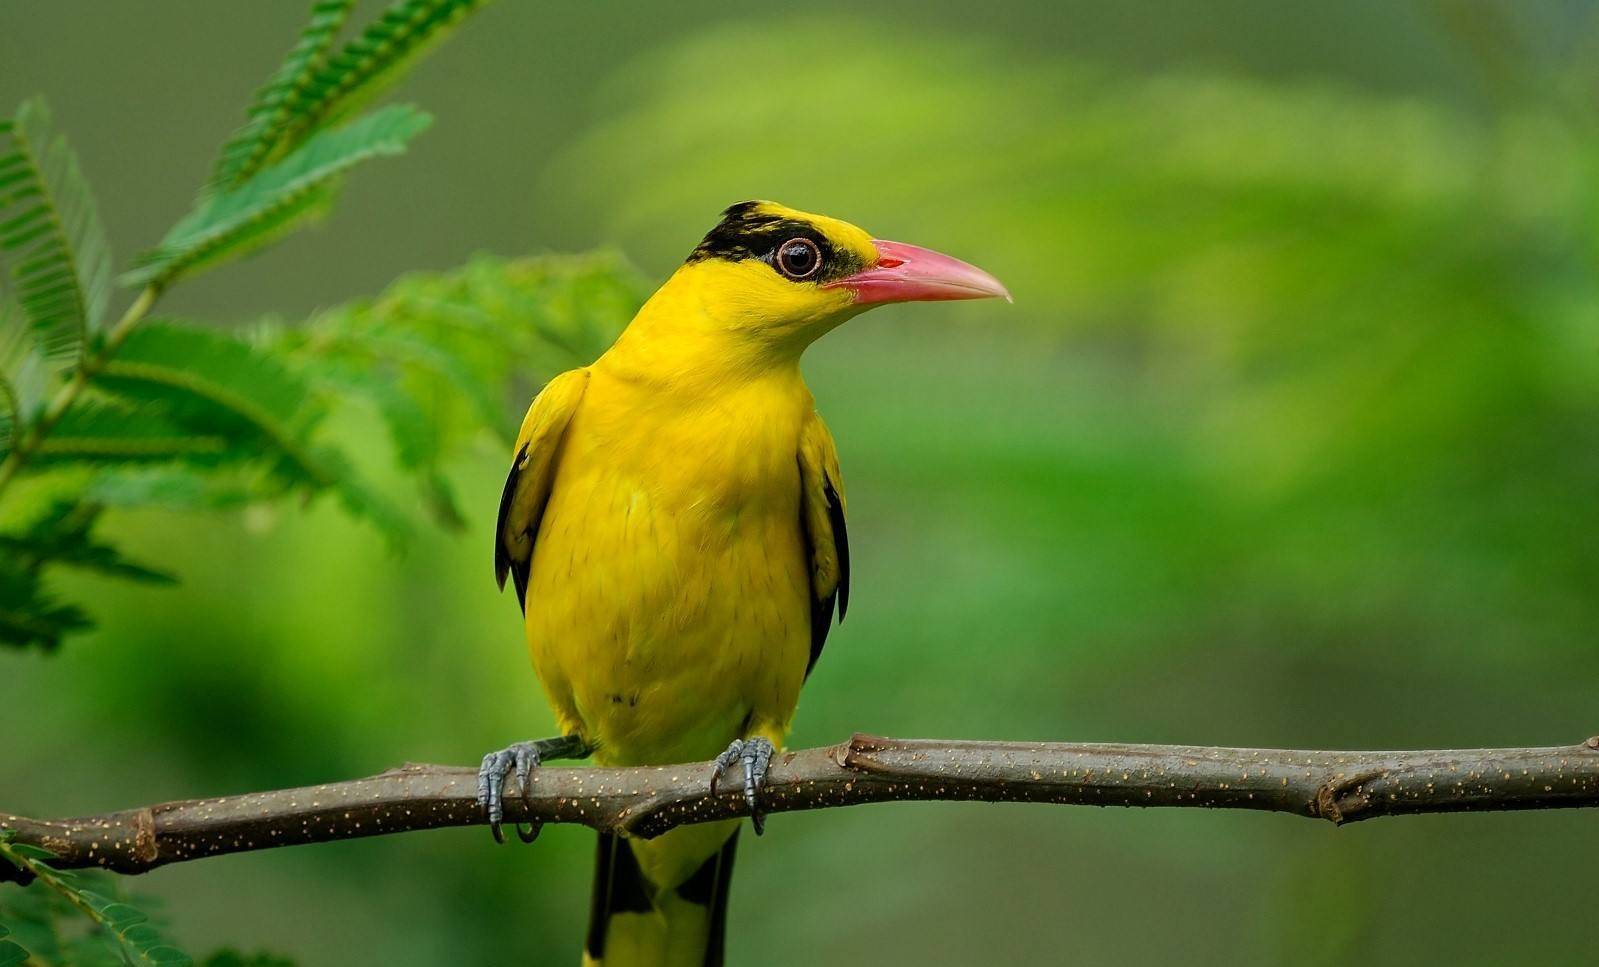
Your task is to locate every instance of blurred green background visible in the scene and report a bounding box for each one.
[5,1,1599,963]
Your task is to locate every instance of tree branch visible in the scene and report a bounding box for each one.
[6,733,1599,882]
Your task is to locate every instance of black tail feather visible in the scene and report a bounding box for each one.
[585,831,740,966]
[586,832,654,961]
[704,831,738,967]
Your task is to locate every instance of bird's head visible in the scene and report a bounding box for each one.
[662,201,1010,357]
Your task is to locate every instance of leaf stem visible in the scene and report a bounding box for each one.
[0,836,184,966]
[0,285,161,500]
[0,837,94,923]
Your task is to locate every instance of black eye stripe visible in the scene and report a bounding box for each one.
[686,201,864,283]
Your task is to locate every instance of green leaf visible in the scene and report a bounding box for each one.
[85,465,257,513]
[95,322,405,538]
[212,0,357,189]
[1,292,52,450]
[97,322,329,485]
[340,325,508,439]
[0,500,176,584]
[280,252,642,525]
[98,904,148,930]
[0,839,191,966]
[333,363,436,470]
[33,401,229,466]
[419,468,464,530]
[314,446,411,546]
[0,97,114,359]
[0,601,93,651]
[277,0,487,148]
[0,938,28,967]
[126,104,431,288]
[120,923,162,947]
[200,950,297,967]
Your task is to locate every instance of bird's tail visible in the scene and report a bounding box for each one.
[583,829,739,967]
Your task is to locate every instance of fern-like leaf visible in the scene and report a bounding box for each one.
[272,0,487,153]
[0,97,114,361]
[125,104,431,289]
[85,465,259,513]
[212,0,357,189]
[0,500,176,584]
[32,402,227,465]
[95,322,330,484]
[0,294,51,451]
[199,951,298,967]
[0,922,29,967]
[0,835,192,965]
[0,563,91,651]
[280,252,643,526]
[94,322,406,539]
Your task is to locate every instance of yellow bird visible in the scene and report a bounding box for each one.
[481,201,1009,966]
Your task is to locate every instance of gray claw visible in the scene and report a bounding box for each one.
[477,741,544,844]
[710,737,776,835]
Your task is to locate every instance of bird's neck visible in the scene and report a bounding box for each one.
[595,267,811,397]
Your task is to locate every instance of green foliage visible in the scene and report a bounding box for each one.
[272,0,490,152]
[212,0,358,190]
[101,323,333,486]
[0,500,174,584]
[34,402,228,466]
[0,296,48,447]
[0,831,191,966]
[0,248,641,652]
[0,0,513,652]
[0,497,173,650]
[139,0,493,290]
[201,953,297,967]
[126,104,433,289]
[0,97,113,362]
[0,831,300,966]
[0,925,26,967]
[0,98,112,458]
[0,561,89,651]
[276,251,644,524]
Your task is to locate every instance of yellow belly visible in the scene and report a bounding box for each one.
[522,366,812,769]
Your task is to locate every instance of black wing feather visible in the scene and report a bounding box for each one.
[827,473,850,621]
[806,472,850,675]
[494,443,531,610]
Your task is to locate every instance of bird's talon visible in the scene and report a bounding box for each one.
[709,740,744,796]
[712,737,775,834]
[477,740,546,844]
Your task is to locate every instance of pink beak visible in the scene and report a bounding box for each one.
[828,240,1011,305]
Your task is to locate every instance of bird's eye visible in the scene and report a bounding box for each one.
[775,238,822,280]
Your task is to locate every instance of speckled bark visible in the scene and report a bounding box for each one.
[5,733,1599,883]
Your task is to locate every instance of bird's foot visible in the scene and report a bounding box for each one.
[476,734,590,844]
[709,737,776,835]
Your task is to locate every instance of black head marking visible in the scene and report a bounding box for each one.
[687,201,865,283]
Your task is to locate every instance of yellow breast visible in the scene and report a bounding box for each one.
[523,355,814,767]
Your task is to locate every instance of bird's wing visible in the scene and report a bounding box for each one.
[798,408,850,675]
[494,367,589,611]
